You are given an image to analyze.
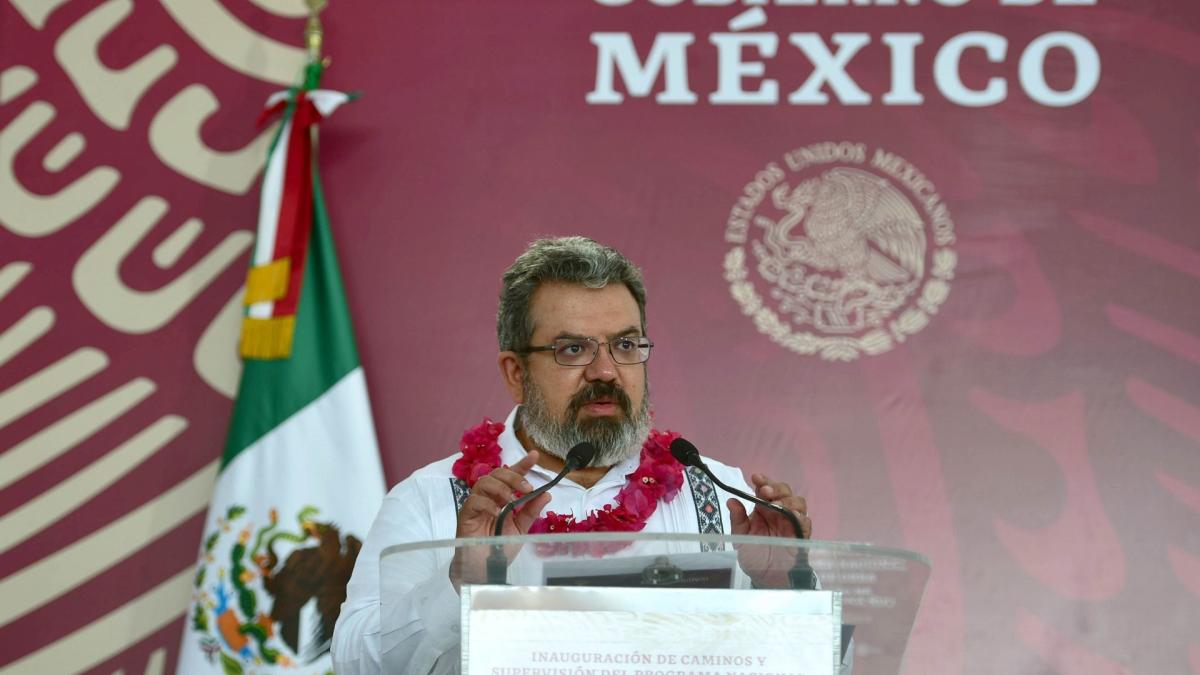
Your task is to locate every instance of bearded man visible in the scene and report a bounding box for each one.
[332,237,813,675]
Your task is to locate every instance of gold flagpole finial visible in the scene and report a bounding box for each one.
[304,0,328,64]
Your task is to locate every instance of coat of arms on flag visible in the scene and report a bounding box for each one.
[190,505,360,671]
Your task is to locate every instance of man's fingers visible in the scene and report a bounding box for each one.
[765,497,811,539]
[512,492,552,532]
[510,451,540,475]
[460,454,545,535]
[489,467,534,494]
[774,495,806,516]
[758,481,793,501]
[460,493,500,518]
[472,475,516,505]
[727,498,750,533]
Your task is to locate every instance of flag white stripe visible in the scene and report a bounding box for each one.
[175,367,384,673]
[248,116,292,320]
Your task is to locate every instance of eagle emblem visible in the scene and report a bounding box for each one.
[723,143,957,361]
[755,167,926,334]
[190,505,362,673]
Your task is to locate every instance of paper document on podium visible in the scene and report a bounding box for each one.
[462,585,841,675]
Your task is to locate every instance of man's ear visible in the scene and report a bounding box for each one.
[497,351,526,403]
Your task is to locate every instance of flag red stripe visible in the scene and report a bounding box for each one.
[270,94,322,318]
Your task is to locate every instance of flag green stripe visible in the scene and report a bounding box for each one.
[221,170,361,468]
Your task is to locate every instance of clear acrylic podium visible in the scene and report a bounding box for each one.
[380,533,929,675]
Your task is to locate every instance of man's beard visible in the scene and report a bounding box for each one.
[520,379,651,468]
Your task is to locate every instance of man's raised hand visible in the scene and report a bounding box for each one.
[727,473,812,539]
[455,451,551,538]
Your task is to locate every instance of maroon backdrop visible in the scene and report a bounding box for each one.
[2,1,1199,673]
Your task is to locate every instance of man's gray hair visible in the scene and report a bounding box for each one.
[498,237,647,351]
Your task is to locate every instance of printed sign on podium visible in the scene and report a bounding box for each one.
[461,585,842,675]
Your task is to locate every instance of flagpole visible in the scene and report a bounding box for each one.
[304,0,327,176]
[305,0,327,66]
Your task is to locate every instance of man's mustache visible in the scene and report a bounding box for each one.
[568,382,632,417]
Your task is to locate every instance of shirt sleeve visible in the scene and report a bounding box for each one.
[332,474,461,675]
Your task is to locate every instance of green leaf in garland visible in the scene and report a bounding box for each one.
[204,532,219,552]
[226,505,246,521]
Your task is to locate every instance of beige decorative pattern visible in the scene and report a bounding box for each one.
[0,102,121,237]
[251,0,311,17]
[0,348,108,431]
[0,378,157,492]
[159,0,307,86]
[42,132,86,172]
[149,84,276,195]
[0,66,38,104]
[194,289,247,399]
[0,307,53,369]
[54,0,178,130]
[0,462,217,627]
[0,263,34,299]
[0,416,188,556]
[1,569,196,673]
[152,218,205,269]
[111,648,167,675]
[8,0,74,29]
[72,196,253,334]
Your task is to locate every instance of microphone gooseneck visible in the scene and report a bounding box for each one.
[486,441,598,584]
[669,437,816,590]
[492,441,596,537]
[669,438,805,540]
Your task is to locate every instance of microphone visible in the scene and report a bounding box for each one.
[486,441,598,584]
[669,437,816,590]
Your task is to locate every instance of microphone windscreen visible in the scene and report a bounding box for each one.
[669,438,702,467]
[565,441,597,468]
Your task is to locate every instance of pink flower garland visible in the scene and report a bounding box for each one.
[452,418,506,487]
[452,418,685,539]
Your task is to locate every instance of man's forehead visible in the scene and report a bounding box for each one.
[528,281,641,337]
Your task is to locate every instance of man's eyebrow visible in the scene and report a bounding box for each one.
[550,326,642,341]
[608,326,642,340]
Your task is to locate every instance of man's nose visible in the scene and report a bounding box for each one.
[584,343,618,381]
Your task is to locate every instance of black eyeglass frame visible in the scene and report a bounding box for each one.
[517,336,655,367]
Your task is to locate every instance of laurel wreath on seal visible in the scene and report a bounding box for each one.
[724,246,957,361]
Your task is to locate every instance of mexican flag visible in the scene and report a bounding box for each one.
[177,63,385,674]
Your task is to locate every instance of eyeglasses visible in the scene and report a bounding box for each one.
[519,336,654,367]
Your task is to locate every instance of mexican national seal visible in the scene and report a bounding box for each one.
[723,142,957,361]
